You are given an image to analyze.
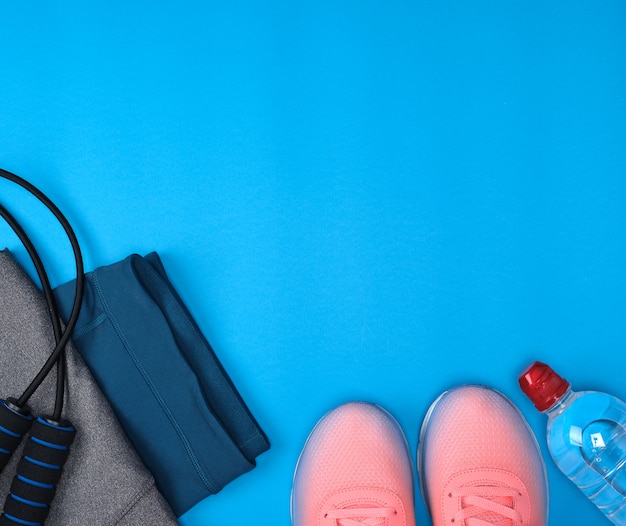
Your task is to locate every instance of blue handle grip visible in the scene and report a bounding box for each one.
[0,417,75,526]
[0,400,33,473]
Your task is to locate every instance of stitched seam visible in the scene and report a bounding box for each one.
[238,432,267,451]
[112,478,162,525]
[92,269,215,493]
[72,311,107,340]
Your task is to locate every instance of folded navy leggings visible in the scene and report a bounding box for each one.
[54,253,270,516]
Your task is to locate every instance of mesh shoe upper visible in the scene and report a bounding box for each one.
[418,386,548,526]
[292,402,415,526]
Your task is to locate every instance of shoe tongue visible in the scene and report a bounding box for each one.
[321,487,403,526]
[338,504,388,526]
[338,518,386,526]
[461,492,515,526]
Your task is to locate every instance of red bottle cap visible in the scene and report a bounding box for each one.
[518,361,570,412]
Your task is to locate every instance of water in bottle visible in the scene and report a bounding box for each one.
[519,361,626,525]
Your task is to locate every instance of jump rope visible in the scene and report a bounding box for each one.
[0,169,84,526]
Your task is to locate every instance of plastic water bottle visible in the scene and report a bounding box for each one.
[519,361,626,525]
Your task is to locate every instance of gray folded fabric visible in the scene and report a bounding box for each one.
[0,249,178,525]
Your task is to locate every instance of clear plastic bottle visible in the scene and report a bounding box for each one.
[519,361,626,525]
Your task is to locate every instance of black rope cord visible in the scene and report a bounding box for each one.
[0,169,83,525]
[0,168,84,418]
[0,203,66,419]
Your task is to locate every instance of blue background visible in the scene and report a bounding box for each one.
[1,1,626,524]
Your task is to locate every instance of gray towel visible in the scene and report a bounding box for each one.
[0,249,178,525]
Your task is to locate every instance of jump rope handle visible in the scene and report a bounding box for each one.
[0,400,33,473]
[0,417,75,526]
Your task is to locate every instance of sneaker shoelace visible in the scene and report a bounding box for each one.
[324,506,398,526]
[450,486,523,526]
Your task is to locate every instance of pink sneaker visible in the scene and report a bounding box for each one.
[418,386,548,526]
[292,402,416,526]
